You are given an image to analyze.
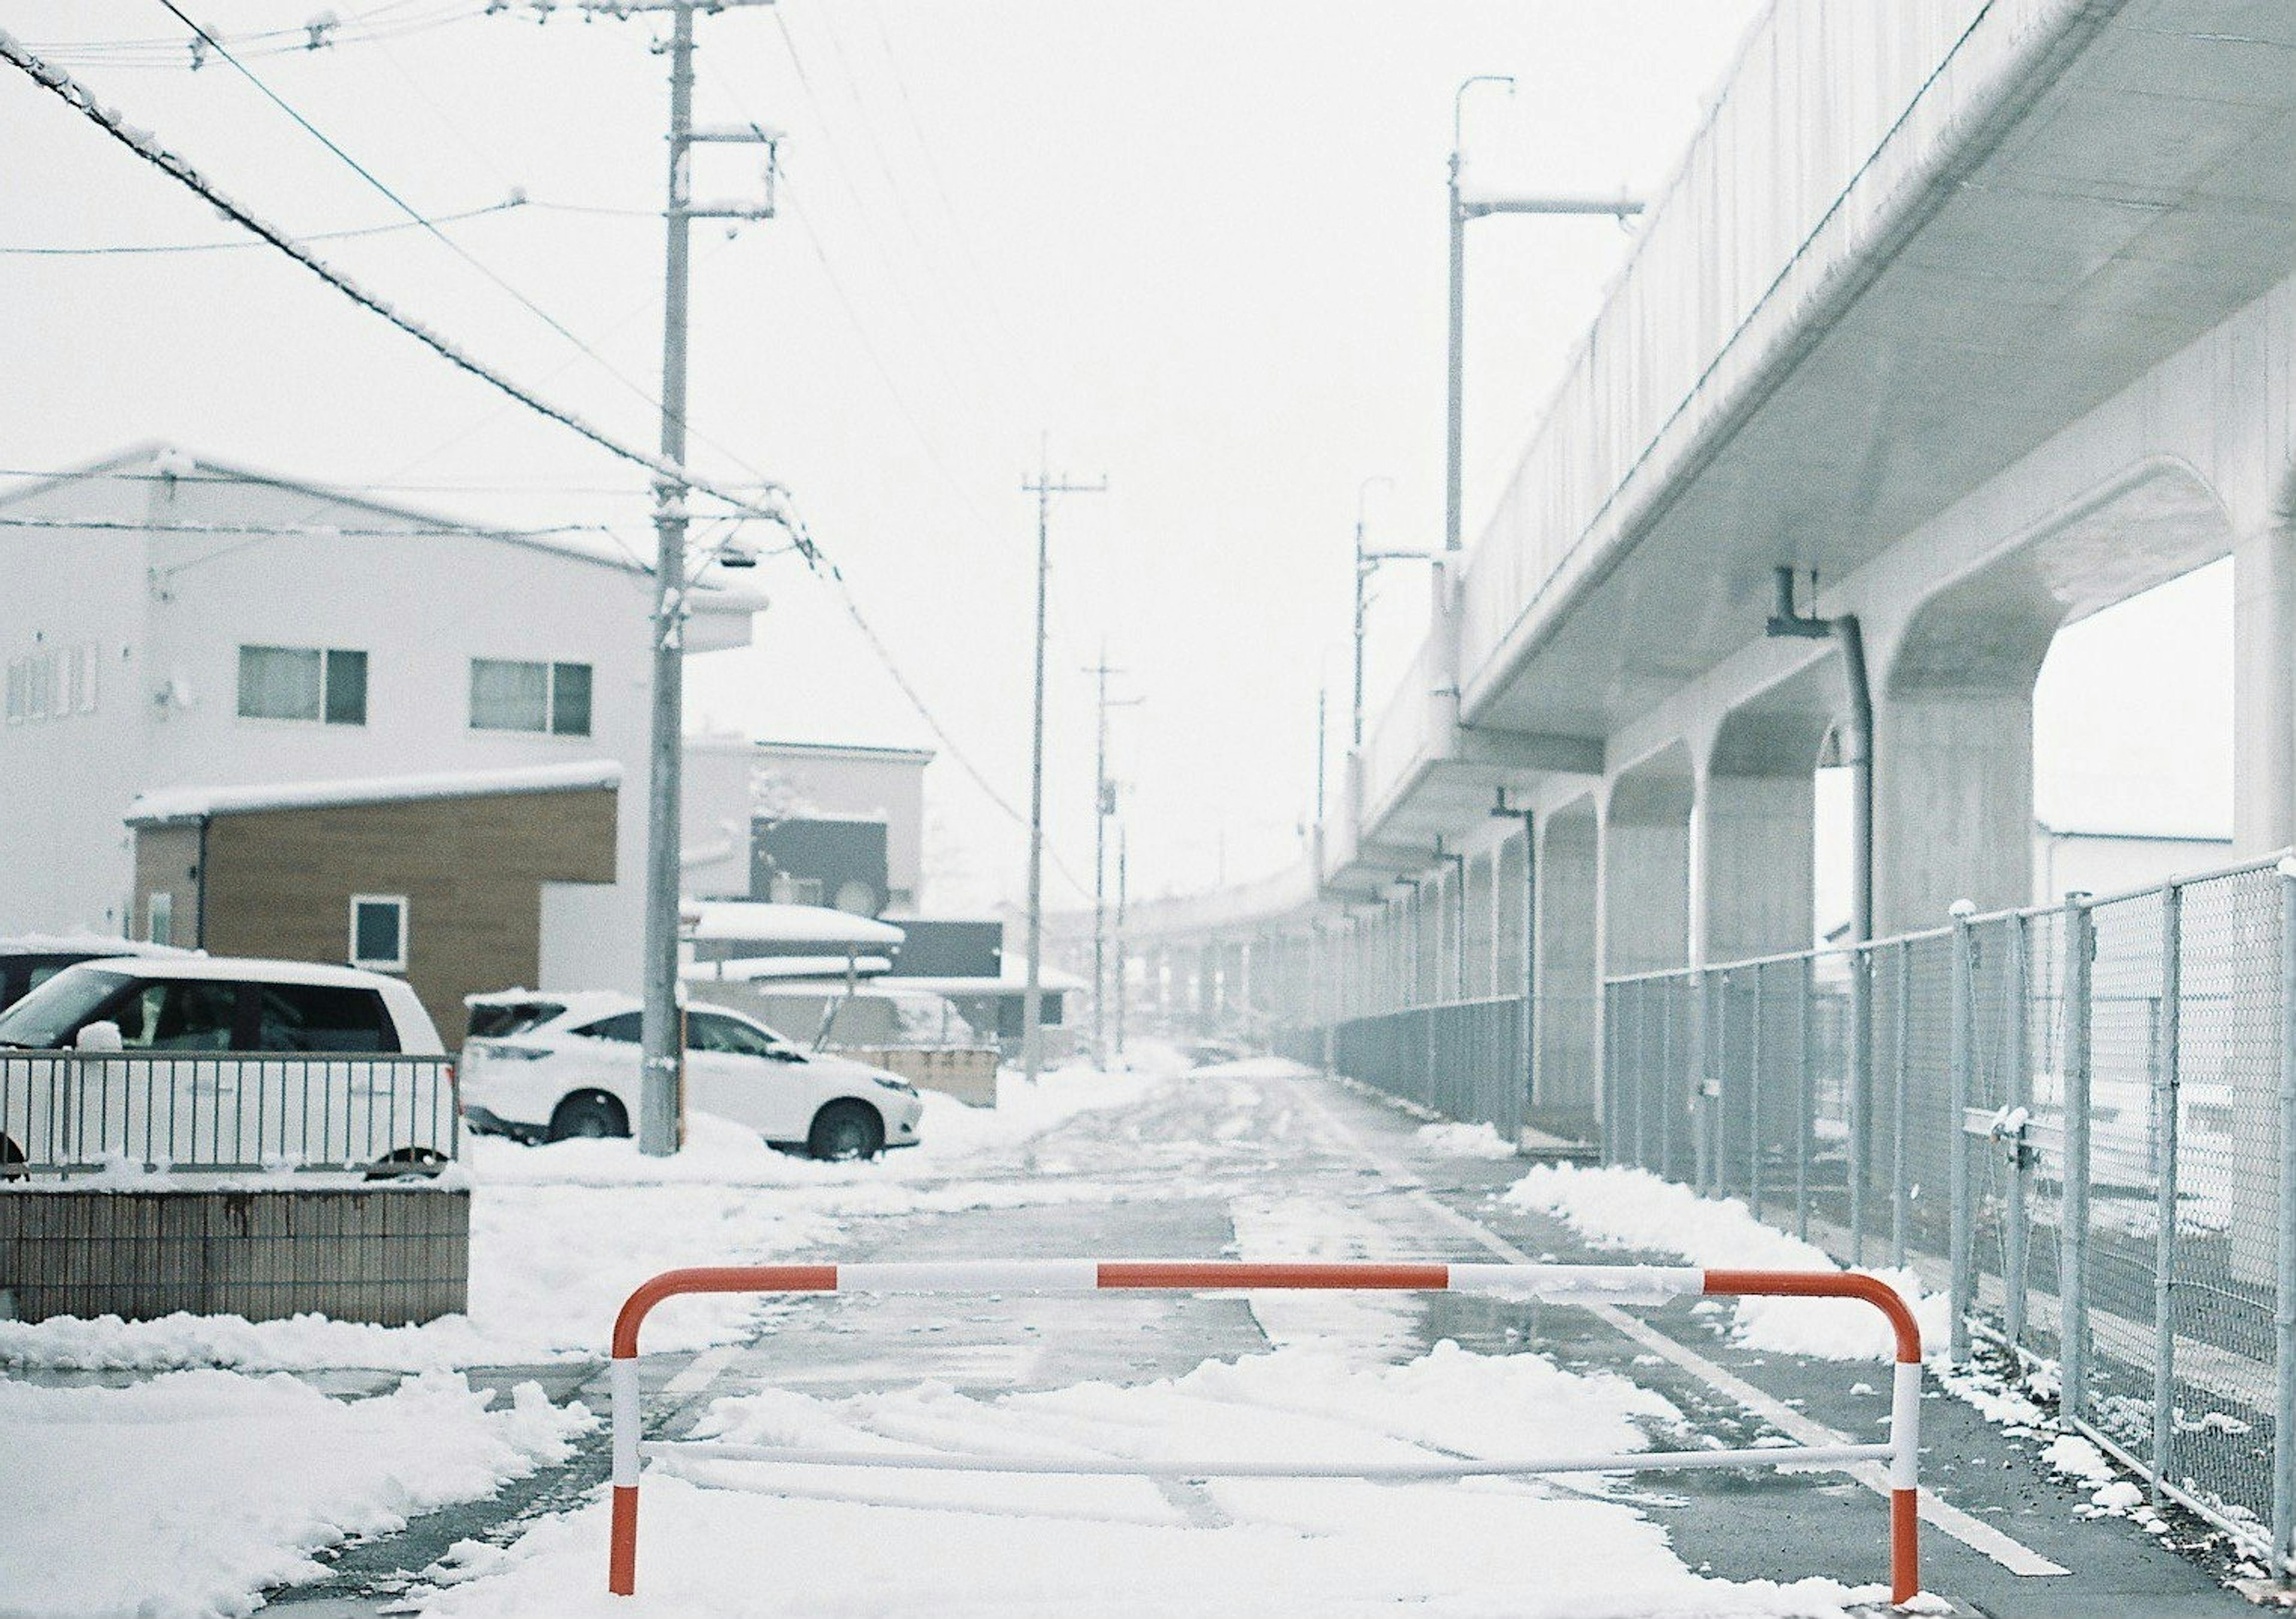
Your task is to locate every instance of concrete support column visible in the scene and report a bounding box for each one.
[1698,702,1830,963]
[1537,796,1601,1137]
[1874,688,2038,931]
[1602,747,1694,977]
[2235,521,2296,856]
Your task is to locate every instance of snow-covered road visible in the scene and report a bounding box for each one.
[5,1053,2255,1618]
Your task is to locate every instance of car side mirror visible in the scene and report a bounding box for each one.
[75,1020,124,1053]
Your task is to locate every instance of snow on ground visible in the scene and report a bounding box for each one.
[1504,1163,1949,1361]
[0,1370,590,1619]
[1416,1119,1521,1159]
[1190,1055,1320,1080]
[0,1065,1165,1375]
[414,1343,1870,1619]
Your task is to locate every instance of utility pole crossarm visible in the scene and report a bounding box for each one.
[1457,194,1643,220]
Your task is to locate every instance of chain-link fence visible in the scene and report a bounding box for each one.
[1604,858,2296,1571]
[1329,997,1525,1140]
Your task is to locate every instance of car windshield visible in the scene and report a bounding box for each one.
[0,965,132,1049]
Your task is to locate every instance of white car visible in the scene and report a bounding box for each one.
[0,955,451,1174]
[459,991,923,1160]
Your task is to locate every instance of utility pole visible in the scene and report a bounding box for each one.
[1085,644,1142,1068]
[513,0,778,1156]
[1445,74,1642,554]
[1021,445,1106,1088]
[1113,821,1129,1059]
[1354,476,1439,752]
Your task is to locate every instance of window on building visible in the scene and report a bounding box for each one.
[237,645,367,725]
[348,894,408,972]
[146,890,173,948]
[470,658,591,735]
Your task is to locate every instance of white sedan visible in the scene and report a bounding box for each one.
[458,991,923,1160]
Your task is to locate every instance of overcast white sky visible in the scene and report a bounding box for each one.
[3,2,2234,915]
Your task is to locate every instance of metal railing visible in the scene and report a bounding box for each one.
[1327,996,1523,1140]
[0,1051,460,1177]
[1605,855,2296,1571]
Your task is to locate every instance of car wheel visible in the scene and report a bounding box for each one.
[807,1101,883,1162]
[365,1145,449,1181]
[548,1092,629,1143]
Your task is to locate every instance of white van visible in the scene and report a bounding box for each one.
[0,957,450,1175]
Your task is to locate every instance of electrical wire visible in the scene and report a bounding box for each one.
[0,197,528,255]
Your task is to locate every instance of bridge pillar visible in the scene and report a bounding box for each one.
[1602,744,1695,976]
[1535,794,1601,1138]
[2234,521,2296,855]
[1699,704,1833,963]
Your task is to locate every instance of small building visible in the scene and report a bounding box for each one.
[751,740,933,913]
[126,762,618,1036]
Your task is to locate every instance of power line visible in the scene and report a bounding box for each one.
[0,513,633,538]
[0,197,528,255]
[0,31,814,555]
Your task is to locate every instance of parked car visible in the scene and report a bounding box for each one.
[0,934,197,1014]
[459,990,923,1159]
[0,956,451,1175]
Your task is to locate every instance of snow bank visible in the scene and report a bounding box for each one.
[0,1073,1169,1374]
[1415,1120,1520,1159]
[1504,1164,1948,1362]
[0,1370,590,1619]
[414,1344,1867,1619]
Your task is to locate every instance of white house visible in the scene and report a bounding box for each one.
[0,442,765,994]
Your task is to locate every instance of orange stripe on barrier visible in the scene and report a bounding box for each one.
[610,1264,838,1360]
[1097,1260,1451,1291]
[1892,1488,1920,1607]
[608,1485,639,1597]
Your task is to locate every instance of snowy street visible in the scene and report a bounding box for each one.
[2,1053,2255,1618]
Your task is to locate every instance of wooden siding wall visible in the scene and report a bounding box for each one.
[190,786,615,1037]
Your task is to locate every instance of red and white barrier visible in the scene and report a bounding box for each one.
[606,1260,1924,1606]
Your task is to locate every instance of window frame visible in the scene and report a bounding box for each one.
[236,643,367,727]
[468,656,594,737]
[347,893,410,973]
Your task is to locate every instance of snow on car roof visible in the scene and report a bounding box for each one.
[683,902,905,948]
[0,933,197,958]
[127,760,621,824]
[66,955,414,989]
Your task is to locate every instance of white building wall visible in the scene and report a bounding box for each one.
[0,451,762,986]
[754,744,933,906]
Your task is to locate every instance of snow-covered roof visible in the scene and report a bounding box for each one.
[682,955,895,982]
[126,760,621,824]
[684,902,905,948]
[0,442,764,615]
[754,964,1089,996]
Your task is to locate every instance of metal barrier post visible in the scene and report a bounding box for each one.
[2150,879,2182,1507]
[1796,952,1813,1244]
[1892,939,1911,1271]
[1948,901,1975,1363]
[1657,976,1675,1178]
[2059,895,2094,1422]
[1697,969,1720,1195]
[2275,857,2296,1583]
[2002,912,2030,1351]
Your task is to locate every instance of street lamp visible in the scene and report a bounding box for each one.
[1445,75,1644,555]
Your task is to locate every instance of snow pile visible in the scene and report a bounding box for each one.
[1504,1163,1948,1361]
[0,1370,590,1619]
[414,1344,1871,1618]
[1415,1120,1520,1159]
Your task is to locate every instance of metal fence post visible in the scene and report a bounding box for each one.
[2059,894,2094,1424]
[1659,976,1677,1179]
[2003,912,2030,1352]
[2150,880,2182,1508]
[1948,900,1976,1364]
[1796,952,1813,1244]
[2274,857,2296,1583]
[1748,960,1765,1220]
[1601,981,1617,1164]
[1634,979,1650,1170]
[1851,945,1868,1267]
[1893,939,1912,1272]
[1701,969,1724,1195]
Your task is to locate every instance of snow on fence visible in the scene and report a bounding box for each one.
[606,1260,1924,1605]
[1604,854,2296,1574]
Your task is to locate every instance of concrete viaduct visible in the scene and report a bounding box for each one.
[1074,0,2296,1140]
